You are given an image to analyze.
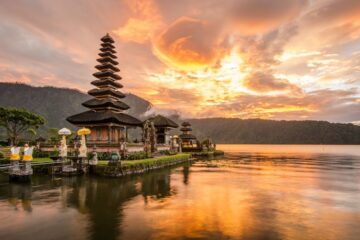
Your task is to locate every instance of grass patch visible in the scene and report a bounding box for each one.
[123,153,190,166]
[185,150,225,157]
[97,160,109,166]
[96,153,190,167]
[32,158,53,163]
[0,157,53,163]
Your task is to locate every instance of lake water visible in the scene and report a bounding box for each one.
[0,144,360,240]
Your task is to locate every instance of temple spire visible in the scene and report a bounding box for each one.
[67,34,142,130]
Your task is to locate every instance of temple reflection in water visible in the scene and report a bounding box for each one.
[0,165,178,240]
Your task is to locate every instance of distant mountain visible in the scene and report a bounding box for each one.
[1,83,360,144]
[0,82,151,130]
[188,118,360,144]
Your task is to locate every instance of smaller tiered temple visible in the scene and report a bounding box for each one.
[147,115,178,144]
[179,122,198,148]
[67,34,142,144]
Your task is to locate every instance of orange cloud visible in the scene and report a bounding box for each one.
[113,0,163,43]
[1,0,359,122]
[243,72,302,95]
[306,0,360,26]
[153,17,225,71]
[228,0,307,35]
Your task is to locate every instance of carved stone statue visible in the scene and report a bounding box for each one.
[149,121,157,153]
[9,146,21,174]
[143,120,151,156]
[58,128,71,159]
[109,151,121,166]
[23,144,33,175]
[77,128,91,158]
[89,146,98,166]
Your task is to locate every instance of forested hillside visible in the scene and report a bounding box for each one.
[1,83,359,144]
[0,83,151,129]
[189,118,360,144]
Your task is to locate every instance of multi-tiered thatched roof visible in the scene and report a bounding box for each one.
[67,34,142,127]
[179,122,197,140]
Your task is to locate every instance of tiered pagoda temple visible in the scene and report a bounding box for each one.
[147,115,178,144]
[179,122,198,148]
[67,34,142,144]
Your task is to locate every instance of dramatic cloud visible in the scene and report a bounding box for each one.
[228,0,307,34]
[153,17,225,71]
[306,0,360,26]
[113,0,163,43]
[243,72,302,94]
[0,0,359,123]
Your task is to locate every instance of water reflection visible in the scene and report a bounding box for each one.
[0,146,360,240]
[7,183,32,212]
[141,168,173,202]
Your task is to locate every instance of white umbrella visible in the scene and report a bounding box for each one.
[58,128,71,158]
[58,128,71,136]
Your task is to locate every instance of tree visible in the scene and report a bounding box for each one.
[47,127,60,144]
[0,107,45,145]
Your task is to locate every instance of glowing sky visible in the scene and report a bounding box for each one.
[0,0,359,122]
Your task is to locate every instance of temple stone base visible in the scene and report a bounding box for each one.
[61,165,79,176]
[9,161,33,183]
[9,173,32,183]
[61,164,88,176]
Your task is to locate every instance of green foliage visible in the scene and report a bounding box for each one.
[2,83,360,145]
[33,148,50,158]
[190,118,360,144]
[97,152,112,160]
[87,152,94,160]
[47,128,60,144]
[91,152,149,161]
[27,128,37,140]
[32,157,53,163]
[0,83,151,138]
[96,154,190,167]
[0,151,4,159]
[49,149,59,158]
[126,151,148,160]
[159,150,177,155]
[97,160,109,166]
[0,107,45,145]
[122,153,190,167]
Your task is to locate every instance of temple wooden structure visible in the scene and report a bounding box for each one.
[67,34,142,144]
[146,115,178,144]
[179,122,198,148]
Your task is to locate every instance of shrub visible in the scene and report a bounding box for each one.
[87,152,95,160]
[159,150,177,156]
[123,153,190,167]
[33,148,50,158]
[97,152,112,160]
[49,149,59,158]
[126,151,148,160]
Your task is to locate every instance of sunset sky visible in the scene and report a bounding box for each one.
[0,0,359,122]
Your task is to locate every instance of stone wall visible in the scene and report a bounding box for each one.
[92,154,191,177]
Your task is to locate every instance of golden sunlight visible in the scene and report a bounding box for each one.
[148,49,250,101]
[145,47,315,118]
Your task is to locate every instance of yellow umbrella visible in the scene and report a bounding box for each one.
[77,128,91,136]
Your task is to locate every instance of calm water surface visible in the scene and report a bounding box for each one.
[0,144,360,240]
